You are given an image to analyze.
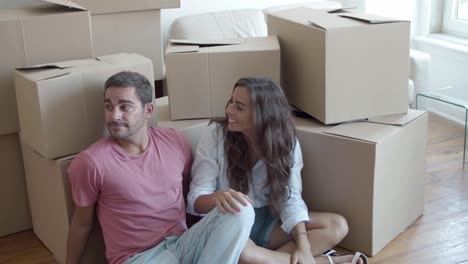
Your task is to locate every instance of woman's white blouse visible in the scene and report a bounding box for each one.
[187,124,310,234]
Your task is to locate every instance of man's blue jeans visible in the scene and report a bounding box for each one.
[126,203,254,264]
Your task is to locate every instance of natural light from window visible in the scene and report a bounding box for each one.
[443,0,468,38]
[458,0,468,20]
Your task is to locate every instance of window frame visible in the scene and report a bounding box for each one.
[442,0,468,38]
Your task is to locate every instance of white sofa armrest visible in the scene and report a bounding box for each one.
[409,49,431,108]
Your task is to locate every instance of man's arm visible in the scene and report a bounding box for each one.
[66,203,95,264]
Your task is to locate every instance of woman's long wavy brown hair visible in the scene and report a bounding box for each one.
[215,77,296,215]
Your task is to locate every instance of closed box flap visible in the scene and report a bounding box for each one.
[338,12,408,24]
[73,0,180,14]
[324,110,426,143]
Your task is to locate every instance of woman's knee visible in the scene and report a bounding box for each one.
[329,213,349,243]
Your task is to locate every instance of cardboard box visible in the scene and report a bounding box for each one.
[15,53,156,159]
[165,36,281,120]
[295,109,428,255]
[0,133,32,237]
[268,8,410,124]
[0,0,94,135]
[73,0,180,14]
[155,96,209,153]
[74,0,181,81]
[21,144,106,264]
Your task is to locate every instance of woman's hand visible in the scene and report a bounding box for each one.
[291,242,315,264]
[212,189,253,215]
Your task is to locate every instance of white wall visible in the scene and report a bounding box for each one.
[367,0,468,125]
[366,0,417,36]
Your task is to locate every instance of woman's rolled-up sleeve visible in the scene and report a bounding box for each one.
[187,124,223,216]
[279,139,310,234]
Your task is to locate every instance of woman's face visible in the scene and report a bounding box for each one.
[226,86,255,138]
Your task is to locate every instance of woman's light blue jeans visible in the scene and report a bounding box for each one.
[126,203,254,264]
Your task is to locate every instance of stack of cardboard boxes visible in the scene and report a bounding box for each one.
[163,7,429,257]
[267,8,428,256]
[0,2,429,262]
[0,0,178,263]
[0,0,94,238]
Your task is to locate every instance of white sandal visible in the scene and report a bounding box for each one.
[322,249,368,264]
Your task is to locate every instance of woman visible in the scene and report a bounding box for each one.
[187,77,366,264]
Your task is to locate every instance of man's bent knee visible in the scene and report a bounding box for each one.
[223,202,254,229]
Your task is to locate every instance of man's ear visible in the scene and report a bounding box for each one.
[145,102,154,119]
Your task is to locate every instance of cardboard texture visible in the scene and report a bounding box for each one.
[21,143,106,264]
[0,0,94,135]
[73,0,180,14]
[165,36,281,120]
[0,133,32,237]
[15,53,156,159]
[268,8,410,124]
[155,96,209,153]
[90,10,164,80]
[74,0,180,80]
[295,109,428,256]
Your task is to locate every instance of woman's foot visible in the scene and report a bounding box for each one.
[315,254,364,264]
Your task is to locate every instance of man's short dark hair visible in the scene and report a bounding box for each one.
[104,71,153,106]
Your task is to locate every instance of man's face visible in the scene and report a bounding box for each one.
[104,86,149,140]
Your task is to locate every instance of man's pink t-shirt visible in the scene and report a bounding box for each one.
[68,127,192,264]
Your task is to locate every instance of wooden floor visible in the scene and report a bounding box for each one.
[1,113,467,264]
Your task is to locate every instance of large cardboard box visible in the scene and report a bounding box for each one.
[155,96,209,152]
[165,36,281,120]
[268,8,410,124]
[0,133,32,237]
[74,0,181,81]
[0,0,94,135]
[295,109,428,256]
[15,53,156,159]
[21,144,106,264]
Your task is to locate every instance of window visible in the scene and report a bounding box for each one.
[443,0,468,38]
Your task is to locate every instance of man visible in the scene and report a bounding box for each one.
[66,71,254,264]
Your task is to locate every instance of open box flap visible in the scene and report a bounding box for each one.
[96,53,146,65]
[72,0,180,15]
[42,0,87,11]
[166,44,200,54]
[167,38,244,54]
[324,122,398,143]
[16,58,99,81]
[170,38,244,46]
[324,109,425,143]
[364,109,426,126]
[338,12,409,24]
